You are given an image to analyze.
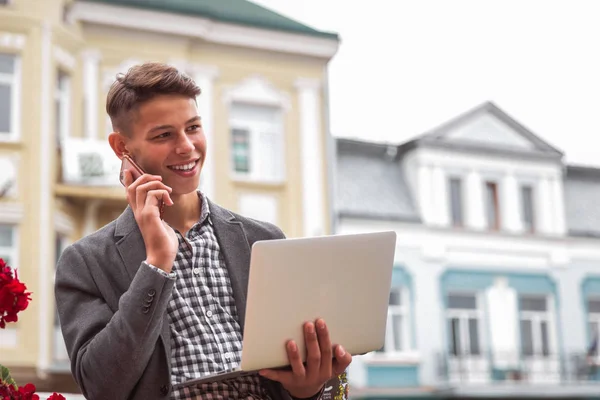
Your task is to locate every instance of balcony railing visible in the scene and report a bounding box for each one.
[437,351,600,385]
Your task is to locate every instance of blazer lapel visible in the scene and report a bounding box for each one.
[208,199,252,332]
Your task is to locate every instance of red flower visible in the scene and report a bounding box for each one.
[46,393,66,400]
[0,261,32,329]
[0,382,39,400]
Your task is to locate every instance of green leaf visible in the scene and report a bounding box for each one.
[0,364,17,388]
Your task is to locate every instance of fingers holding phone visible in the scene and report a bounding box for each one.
[121,168,178,273]
[120,155,169,216]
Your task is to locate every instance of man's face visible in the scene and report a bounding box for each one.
[123,94,206,195]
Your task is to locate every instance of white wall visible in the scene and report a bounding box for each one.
[404,146,565,236]
[337,217,600,387]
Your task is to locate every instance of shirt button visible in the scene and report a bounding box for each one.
[206,310,213,318]
[193,268,200,275]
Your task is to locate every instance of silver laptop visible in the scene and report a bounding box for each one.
[174,230,397,388]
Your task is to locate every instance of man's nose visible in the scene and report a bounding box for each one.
[176,132,194,154]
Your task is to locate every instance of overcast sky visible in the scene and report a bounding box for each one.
[253,0,600,167]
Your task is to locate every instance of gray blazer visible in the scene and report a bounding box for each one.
[55,199,300,400]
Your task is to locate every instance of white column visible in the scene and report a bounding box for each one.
[502,173,521,232]
[432,165,448,226]
[295,78,325,237]
[466,170,485,230]
[38,21,53,374]
[82,49,101,140]
[551,174,567,235]
[417,163,434,224]
[537,176,553,235]
[192,65,219,199]
[486,277,519,369]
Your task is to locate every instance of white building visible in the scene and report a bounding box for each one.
[335,101,600,399]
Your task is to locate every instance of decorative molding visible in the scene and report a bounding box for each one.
[80,48,102,61]
[54,46,76,71]
[0,202,24,223]
[69,2,339,59]
[294,77,321,91]
[223,75,290,110]
[0,32,25,50]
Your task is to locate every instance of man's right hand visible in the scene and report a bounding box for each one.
[122,170,178,273]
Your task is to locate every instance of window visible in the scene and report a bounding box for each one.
[0,224,17,267]
[229,103,284,183]
[55,70,71,146]
[519,296,552,357]
[587,298,600,356]
[521,185,535,233]
[447,294,482,357]
[376,287,410,354]
[0,53,20,141]
[232,128,250,173]
[448,177,464,227]
[484,181,500,230]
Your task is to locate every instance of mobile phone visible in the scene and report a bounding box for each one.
[119,154,145,186]
[119,154,165,219]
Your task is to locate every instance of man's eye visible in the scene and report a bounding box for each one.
[187,125,201,132]
[155,132,170,139]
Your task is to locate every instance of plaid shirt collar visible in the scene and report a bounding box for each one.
[197,191,212,227]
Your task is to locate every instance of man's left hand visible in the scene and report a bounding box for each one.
[259,319,352,399]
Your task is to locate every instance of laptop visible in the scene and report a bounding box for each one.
[174,230,397,388]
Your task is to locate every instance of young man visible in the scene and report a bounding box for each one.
[54,63,351,400]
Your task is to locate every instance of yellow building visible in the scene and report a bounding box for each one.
[0,0,339,392]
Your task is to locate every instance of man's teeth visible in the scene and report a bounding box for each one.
[171,161,196,171]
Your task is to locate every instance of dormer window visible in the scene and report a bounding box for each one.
[485,181,500,230]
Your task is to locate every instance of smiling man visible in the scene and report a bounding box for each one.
[54,62,351,400]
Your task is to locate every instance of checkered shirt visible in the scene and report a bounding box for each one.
[169,193,271,400]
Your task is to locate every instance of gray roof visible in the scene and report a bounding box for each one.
[335,139,420,222]
[565,166,600,237]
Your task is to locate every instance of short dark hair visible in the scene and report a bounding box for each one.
[106,62,201,135]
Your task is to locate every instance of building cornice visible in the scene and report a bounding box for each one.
[69,2,339,59]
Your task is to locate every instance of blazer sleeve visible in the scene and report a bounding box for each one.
[54,243,174,400]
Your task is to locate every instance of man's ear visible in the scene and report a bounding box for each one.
[108,132,129,159]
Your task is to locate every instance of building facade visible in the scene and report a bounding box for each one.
[335,102,600,399]
[0,0,338,392]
